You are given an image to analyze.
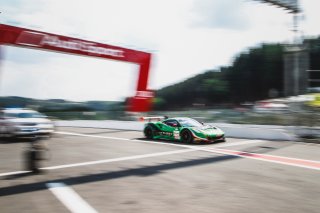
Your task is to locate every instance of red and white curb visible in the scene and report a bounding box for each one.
[204,148,320,171]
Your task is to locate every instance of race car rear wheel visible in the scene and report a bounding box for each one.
[144,126,154,139]
[181,130,194,143]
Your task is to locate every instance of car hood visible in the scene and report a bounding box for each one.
[191,125,223,134]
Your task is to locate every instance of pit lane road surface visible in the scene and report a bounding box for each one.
[0,127,319,213]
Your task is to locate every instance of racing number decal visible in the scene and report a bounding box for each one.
[173,131,180,140]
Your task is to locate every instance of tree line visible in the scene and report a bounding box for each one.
[154,37,320,110]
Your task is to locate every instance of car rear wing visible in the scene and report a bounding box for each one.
[139,116,168,122]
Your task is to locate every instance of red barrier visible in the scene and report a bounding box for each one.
[0,24,153,112]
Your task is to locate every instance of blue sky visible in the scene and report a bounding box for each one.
[1,0,319,101]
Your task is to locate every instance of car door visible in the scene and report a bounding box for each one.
[161,119,181,140]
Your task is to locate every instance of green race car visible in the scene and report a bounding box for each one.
[143,117,225,143]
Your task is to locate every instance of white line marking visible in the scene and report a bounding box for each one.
[0,149,195,177]
[55,131,263,149]
[0,133,265,177]
[56,131,128,141]
[55,131,320,171]
[0,170,30,177]
[42,149,195,170]
[47,182,98,213]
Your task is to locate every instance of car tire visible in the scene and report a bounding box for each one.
[144,126,154,139]
[181,130,194,143]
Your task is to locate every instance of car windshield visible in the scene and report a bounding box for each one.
[177,118,203,127]
[5,112,45,118]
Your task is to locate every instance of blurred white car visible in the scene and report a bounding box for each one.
[0,108,54,137]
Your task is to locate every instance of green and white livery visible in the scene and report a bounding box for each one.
[143,117,225,143]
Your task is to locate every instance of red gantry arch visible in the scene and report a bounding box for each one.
[0,24,153,112]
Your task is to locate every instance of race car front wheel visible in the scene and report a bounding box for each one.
[144,126,154,139]
[181,130,194,143]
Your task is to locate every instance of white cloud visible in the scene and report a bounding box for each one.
[1,47,137,101]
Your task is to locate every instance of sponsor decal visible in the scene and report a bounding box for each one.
[16,31,124,57]
[136,91,154,98]
[159,132,173,136]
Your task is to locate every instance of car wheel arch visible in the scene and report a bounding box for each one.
[180,129,194,143]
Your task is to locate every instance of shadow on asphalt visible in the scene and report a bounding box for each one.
[0,135,295,197]
[0,137,35,144]
[0,154,240,197]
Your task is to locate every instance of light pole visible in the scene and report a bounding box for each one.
[253,0,303,96]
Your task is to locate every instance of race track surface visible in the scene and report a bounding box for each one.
[1,127,320,213]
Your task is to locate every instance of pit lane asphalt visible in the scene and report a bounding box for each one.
[1,127,320,213]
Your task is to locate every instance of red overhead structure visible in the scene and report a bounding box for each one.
[0,24,153,112]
